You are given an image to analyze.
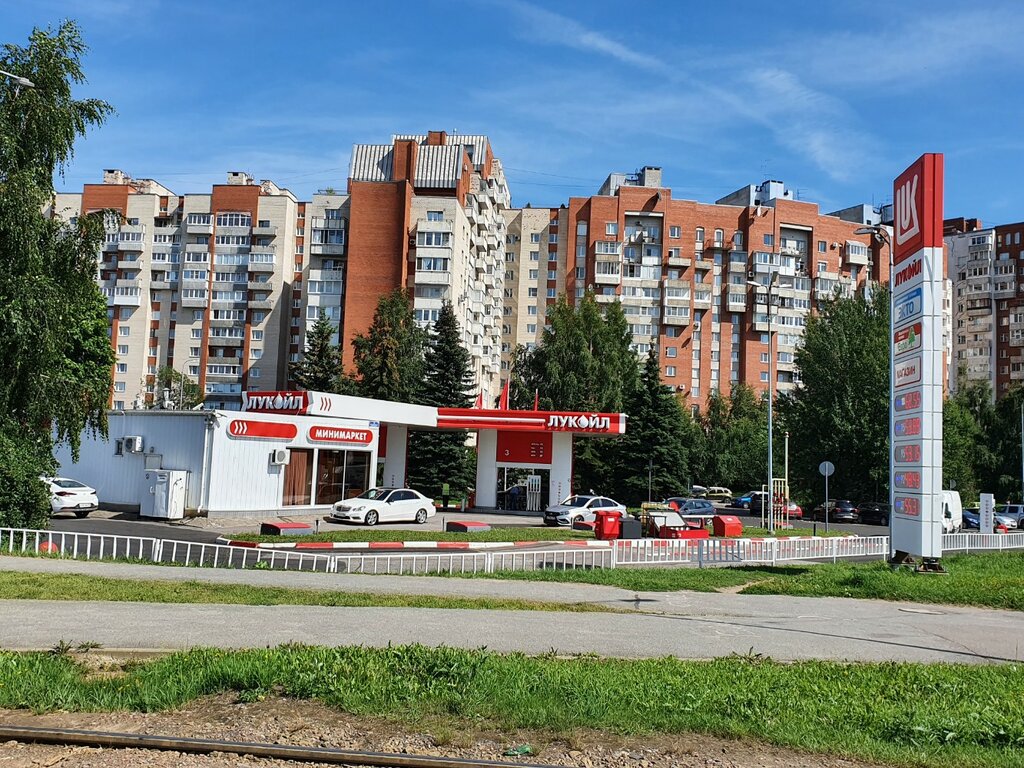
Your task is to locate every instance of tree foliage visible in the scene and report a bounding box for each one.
[699,384,769,491]
[290,311,356,394]
[351,289,426,403]
[0,21,114,528]
[612,349,693,504]
[407,302,475,498]
[151,366,203,410]
[777,289,890,504]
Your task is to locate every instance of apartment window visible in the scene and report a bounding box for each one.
[547,288,557,298]
[665,366,676,377]
[113,401,125,410]
[547,269,557,280]
[669,225,680,239]
[818,240,827,253]
[576,222,587,237]
[252,330,264,341]
[549,251,559,262]
[118,326,130,336]
[188,347,200,357]
[119,307,132,320]
[665,347,677,358]
[187,213,211,225]
[416,231,450,247]
[249,367,260,378]
[116,363,127,374]
[530,251,540,261]
[714,228,724,244]
[426,210,444,221]
[527,323,537,334]
[528,287,538,297]
[695,227,704,243]
[505,251,516,262]
[575,266,585,279]
[733,231,744,247]
[530,233,541,243]
[548,233,558,243]
[760,352,769,363]
[760,371,769,382]
[191,329,202,339]
[605,222,618,236]
[528,306,538,316]
[764,233,774,246]
[817,261,827,274]
[117,344,128,355]
[113,382,126,393]
[529,269,539,280]
[251,348,263,359]
[215,212,251,227]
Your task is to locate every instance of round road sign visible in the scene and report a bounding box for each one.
[818,461,835,478]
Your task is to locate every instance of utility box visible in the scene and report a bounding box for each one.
[619,517,643,540]
[712,514,743,538]
[594,509,623,540]
[141,469,189,519]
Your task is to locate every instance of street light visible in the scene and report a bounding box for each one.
[0,68,35,97]
[747,270,780,532]
[855,224,894,552]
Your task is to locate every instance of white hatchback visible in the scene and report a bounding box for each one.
[45,477,98,518]
[330,487,435,526]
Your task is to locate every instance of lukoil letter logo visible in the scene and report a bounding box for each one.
[896,172,920,245]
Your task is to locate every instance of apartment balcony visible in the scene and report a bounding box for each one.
[205,370,243,381]
[694,257,714,270]
[117,239,144,252]
[780,243,806,258]
[995,283,1017,298]
[662,314,690,326]
[666,253,691,267]
[248,261,276,273]
[965,298,993,314]
[216,225,251,237]
[101,242,119,255]
[186,222,213,235]
[111,287,142,307]
[595,293,618,304]
[846,249,870,267]
[816,270,839,282]
[209,318,244,328]
[247,280,274,290]
[1010,367,1024,381]
[248,298,274,310]
[311,217,345,230]
[152,225,178,235]
[208,336,244,346]
[415,270,450,285]
[309,269,345,282]
[251,225,278,237]
[214,244,251,255]
[151,243,180,255]
[705,240,728,252]
[1010,335,1024,347]
[180,295,208,308]
[310,243,345,256]
[184,244,210,257]
[692,291,712,309]
[417,218,454,233]
[150,280,171,291]
[727,294,747,311]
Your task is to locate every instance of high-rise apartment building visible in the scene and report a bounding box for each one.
[50,170,300,410]
[49,131,511,410]
[947,217,1024,399]
[501,169,888,408]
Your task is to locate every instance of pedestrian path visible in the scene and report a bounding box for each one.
[1,556,1020,664]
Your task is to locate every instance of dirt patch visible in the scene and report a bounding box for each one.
[716,580,770,594]
[0,693,885,768]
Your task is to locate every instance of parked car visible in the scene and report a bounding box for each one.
[330,487,435,526]
[689,485,709,499]
[705,486,733,502]
[664,497,715,517]
[996,504,1024,527]
[731,490,767,510]
[749,496,802,519]
[960,506,1017,531]
[810,499,859,523]
[543,495,626,527]
[45,477,98,518]
[857,501,891,526]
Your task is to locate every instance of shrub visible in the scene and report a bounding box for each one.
[0,431,52,529]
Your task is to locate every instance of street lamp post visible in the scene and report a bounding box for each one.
[855,224,894,551]
[748,271,780,532]
[174,357,203,410]
[0,69,35,96]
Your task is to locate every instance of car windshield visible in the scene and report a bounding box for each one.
[560,496,591,507]
[354,488,393,500]
[52,479,87,489]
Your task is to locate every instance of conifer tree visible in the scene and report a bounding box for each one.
[289,311,355,393]
[351,289,425,402]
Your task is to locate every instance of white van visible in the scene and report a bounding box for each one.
[941,490,963,533]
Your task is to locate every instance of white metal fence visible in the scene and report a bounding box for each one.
[1,527,1022,576]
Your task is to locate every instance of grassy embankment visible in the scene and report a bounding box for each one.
[0,645,1021,768]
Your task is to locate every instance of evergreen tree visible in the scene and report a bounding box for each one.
[0,23,114,526]
[406,302,475,498]
[289,311,356,394]
[777,289,890,504]
[613,348,690,504]
[351,289,425,402]
[700,384,770,491]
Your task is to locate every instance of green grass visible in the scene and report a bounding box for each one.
[0,571,611,613]
[1,645,1022,767]
[453,552,1024,610]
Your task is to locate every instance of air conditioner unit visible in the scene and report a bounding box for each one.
[124,435,144,453]
[270,448,290,466]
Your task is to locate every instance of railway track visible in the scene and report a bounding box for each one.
[0,725,562,768]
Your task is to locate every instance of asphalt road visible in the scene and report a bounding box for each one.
[0,557,1019,664]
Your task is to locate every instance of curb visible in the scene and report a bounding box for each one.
[213,534,856,551]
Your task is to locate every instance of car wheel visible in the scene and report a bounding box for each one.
[880,515,889,526]
[572,515,583,526]
[742,502,750,510]
[74,510,90,519]
[365,511,379,526]
[415,509,427,524]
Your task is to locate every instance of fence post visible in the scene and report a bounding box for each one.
[697,539,704,569]
[609,542,617,569]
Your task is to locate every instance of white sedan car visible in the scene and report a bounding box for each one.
[543,494,626,527]
[45,477,98,518]
[330,487,435,526]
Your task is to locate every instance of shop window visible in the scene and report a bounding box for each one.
[344,451,371,499]
[283,448,313,505]
[315,449,347,506]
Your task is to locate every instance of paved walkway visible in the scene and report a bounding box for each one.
[2,556,1021,664]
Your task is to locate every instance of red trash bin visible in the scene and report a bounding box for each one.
[712,514,743,537]
[594,509,623,540]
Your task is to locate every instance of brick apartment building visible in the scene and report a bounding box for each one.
[502,168,890,408]
[49,131,510,409]
[946,216,1024,400]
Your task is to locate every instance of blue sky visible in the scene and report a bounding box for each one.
[3,0,1022,223]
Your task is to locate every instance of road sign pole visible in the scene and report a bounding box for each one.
[824,472,829,533]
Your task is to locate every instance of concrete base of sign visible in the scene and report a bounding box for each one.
[444,521,492,533]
